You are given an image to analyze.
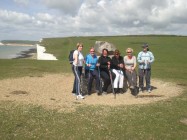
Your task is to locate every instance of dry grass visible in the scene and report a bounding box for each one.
[0,74,184,112]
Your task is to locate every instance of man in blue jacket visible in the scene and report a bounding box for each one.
[137,43,155,93]
[85,47,100,95]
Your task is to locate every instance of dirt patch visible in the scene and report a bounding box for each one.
[180,118,187,125]
[0,74,184,112]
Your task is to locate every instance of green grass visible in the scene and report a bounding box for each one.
[0,35,187,139]
[0,59,69,80]
[0,94,187,139]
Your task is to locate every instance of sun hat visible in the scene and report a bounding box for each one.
[142,43,148,48]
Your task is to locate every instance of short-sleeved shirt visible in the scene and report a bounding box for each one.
[73,50,84,66]
[124,56,136,70]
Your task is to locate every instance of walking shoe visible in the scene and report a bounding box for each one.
[114,88,119,94]
[102,91,107,95]
[139,87,143,92]
[72,90,76,93]
[96,90,100,94]
[148,89,151,93]
[76,95,85,99]
[119,88,124,94]
[87,91,91,95]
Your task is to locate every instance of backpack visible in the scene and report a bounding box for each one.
[68,50,75,64]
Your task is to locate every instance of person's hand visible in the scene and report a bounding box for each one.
[120,64,123,68]
[96,63,100,67]
[131,67,135,71]
[108,64,110,69]
[83,60,85,64]
[87,64,91,67]
[147,60,150,64]
[107,61,110,69]
[128,69,132,73]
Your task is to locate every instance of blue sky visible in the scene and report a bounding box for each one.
[0,0,187,41]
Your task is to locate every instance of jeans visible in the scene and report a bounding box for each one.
[125,70,137,87]
[100,70,111,92]
[138,68,151,90]
[86,69,100,92]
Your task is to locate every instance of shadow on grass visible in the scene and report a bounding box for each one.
[136,95,164,98]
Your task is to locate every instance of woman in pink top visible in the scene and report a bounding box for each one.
[124,48,137,90]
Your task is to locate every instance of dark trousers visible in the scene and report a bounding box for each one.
[125,70,137,87]
[71,65,76,93]
[73,66,82,95]
[138,68,151,90]
[100,71,111,92]
[86,69,100,92]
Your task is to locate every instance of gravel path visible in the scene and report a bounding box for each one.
[0,74,184,112]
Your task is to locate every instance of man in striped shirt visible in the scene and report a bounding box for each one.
[137,43,155,93]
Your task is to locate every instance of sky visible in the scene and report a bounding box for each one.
[0,0,187,41]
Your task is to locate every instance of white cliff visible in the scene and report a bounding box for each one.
[36,44,58,60]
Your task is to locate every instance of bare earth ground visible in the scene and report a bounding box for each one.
[0,74,184,112]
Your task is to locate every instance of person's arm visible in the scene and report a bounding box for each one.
[148,52,155,63]
[124,56,128,70]
[132,56,137,70]
[73,50,78,65]
[111,57,118,69]
[98,56,107,69]
[85,55,91,67]
[107,57,112,69]
[137,52,144,63]
[119,56,124,69]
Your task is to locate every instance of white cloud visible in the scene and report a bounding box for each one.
[0,9,32,24]
[41,0,83,15]
[0,0,187,40]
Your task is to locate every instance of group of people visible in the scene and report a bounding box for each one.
[71,42,154,100]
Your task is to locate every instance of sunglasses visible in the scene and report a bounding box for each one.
[127,52,132,53]
[90,51,95,52]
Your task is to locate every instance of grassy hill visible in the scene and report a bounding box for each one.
[31,35,187,82]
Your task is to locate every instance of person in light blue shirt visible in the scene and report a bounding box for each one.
[85,47,100,95]
[137,43,155,93]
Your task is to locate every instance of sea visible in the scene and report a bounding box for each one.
[0,45,36,59]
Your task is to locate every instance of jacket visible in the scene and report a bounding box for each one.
[111,56,124,70]
[98,55,111,72]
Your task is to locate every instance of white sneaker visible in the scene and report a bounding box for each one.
[102,92,107,95]
[139,88,143,92]
[148,89,151,93]
[76,95,85,99]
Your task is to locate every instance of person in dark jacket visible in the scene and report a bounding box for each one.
[98,49,112,95]
[111,49,124,93]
